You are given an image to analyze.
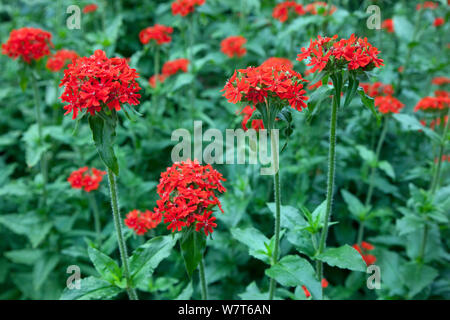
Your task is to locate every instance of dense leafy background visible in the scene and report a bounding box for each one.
[0,0,449,300]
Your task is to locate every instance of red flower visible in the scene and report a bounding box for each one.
[416,1,438,10]
[432,76,450,86]
[261,57,293,69]
[297,34,383,75]
[414,94,450,112]
[124,209,161,235]
[381,19,394,33]
[149,160,226,235]
[171,0,205,16]
[59,49,141,119]
[68,167,106,192]
[360,82,393,98]
[139,24,173,45]
[2,27,52,64]
[83,4,98,13]
[149,74,168,88]
[375,95,404,114]
[162,58,190,76]
[353,242,376,266]
[302,278,329,299]
[221,36,247,58]
[222,63,309,112]
[434,17,445,27]
[304,2,336,16]
[46,49,78,72]
[272,2,305,23]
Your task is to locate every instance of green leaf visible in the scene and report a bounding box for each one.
[180,227,206,278]
[0,213,52,247]
[60,277,122,300]
[88,247,122,284]
[392,114,441,143]
[4,249,44,265]
[265,255,322,300]
[172,73,195,91]
[378,161,395,179]
[22,124,51,167]
[175,282,193,300]
[341,189,367,220]
[357,87,380,124]
[316,245,366,272]
[267,203,307,231]
[129,235,179,288]
[231,227,271,264]
[239,282,270,300]
[402,262,438,298]
[343,76,359,108]
[356,145,377,165]
[33,254,59,290]
[88,114,119,175]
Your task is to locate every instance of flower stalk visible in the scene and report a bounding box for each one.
[316,84,339,297]
[106,168,138,300]
[199,256,208,300]
[30,70,48,207]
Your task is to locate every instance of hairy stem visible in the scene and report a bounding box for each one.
[268,120,281,300]
[106,168,138,300]
[199,256,208,300]
[316,93,338,298]
[30,71,48,208]
[419,108,450,262]
[365,116,389,206]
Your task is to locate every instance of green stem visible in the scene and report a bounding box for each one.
[152,45,160,114]
[316,93,338,298]
[365,116,389,206]
[88,192,102,246]
[419,108,450,262]
[199,256,208,300]
[106,168,138,300]
[268,122,281,300]
[357,221,365,246]
[30,71,48,208]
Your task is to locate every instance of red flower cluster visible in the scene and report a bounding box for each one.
[171,0,205,16]
[432,76,450,86]
[434,17,445,27]
[272,1,336,23]
[68,167,106,192]
[416,1,438,10]
[148,160,226,236]
[302,279,329,299]
[304,2,336,15]
[360,82,393,97]
[382,19,394,33]
[375,95,404,114]
[240,106,264,131]
[83,4,98,13]
[435,155,450,163]
[162,58,190,75]
[139,24,173,45]
[221,36,247,58]
[272,1,305,23]
[46,49,78,72]
[222,64,308,112]
[149,58,189,88]
[353,241,376,266]
[2,27,52,64]
[149,74,169,88]
[59,50,141,119]
[297,34,383,74]
[124,209,161,235]
[261,57,293,69]
[414,93,450,112]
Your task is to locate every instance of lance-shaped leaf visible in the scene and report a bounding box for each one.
[180,227,206,278]
[88,112,119,175]
[357,87,380,124]
[60,276,121,300]
[88,247,122,285]
[316,245,367,272]
[265,255,322,300]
